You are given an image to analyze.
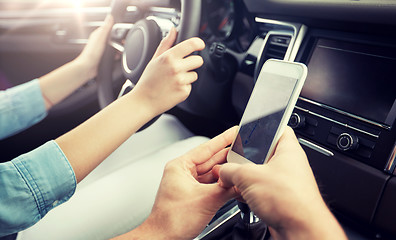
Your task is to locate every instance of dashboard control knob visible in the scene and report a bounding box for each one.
[209,42,226,60]
[289,113,306,129]
[336,133,359,151]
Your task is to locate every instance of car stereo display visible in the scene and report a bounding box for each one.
[301,38,396,126]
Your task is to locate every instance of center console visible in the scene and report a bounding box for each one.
[294,34,396,173]
[291,30,396,238]
[203,23,396,239]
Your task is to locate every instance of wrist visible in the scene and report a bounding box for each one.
[127,88,164,117]
[145,213,189,240]
[120,90,162,126]
[274,201,346,240]
[119,215,179,240]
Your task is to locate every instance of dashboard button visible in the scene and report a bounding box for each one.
[337,133,359,151]
[289,113,306,129]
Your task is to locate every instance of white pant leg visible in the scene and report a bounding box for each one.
[78,114,194,188]
[17,136,209,240]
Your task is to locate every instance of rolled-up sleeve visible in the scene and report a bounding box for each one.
[0,79,47,140]
[0,141,76,236]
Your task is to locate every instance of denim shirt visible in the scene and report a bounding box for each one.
[0,80,77,236]
[0,79,47,140]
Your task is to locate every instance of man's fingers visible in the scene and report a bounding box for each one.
[218,163,241,188]
[189,126,238,165]
[153,27,177,58]
[268,126,306,165]
[209,184,239,206]
[196,148,229,175]
[197,171,217,184]
[277,127,298,148]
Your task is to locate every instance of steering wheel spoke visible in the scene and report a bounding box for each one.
[111,23,135,41]
[117,79,135,99]
[146,16,176,38]
[109,40,125,53]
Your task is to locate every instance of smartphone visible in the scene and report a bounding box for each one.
[227,59,307,164]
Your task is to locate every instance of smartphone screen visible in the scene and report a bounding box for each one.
[231,72,298,164]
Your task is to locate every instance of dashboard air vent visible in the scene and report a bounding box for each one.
[262,35,291,61]
[254,34,292,81]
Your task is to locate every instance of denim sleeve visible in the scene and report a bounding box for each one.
[0,141,76,236]
[0,79,47,140]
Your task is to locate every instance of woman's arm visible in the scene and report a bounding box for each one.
[39,15,113,110]
[0,16,113,140]
[56,28,205,182]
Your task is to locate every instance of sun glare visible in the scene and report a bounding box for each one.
[69,0,83,9]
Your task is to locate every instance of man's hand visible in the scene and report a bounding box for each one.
[114,127,238,240]
[132,27,205,115]
[217,127,347,240]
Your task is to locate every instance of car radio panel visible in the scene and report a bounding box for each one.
[292,35,396,172]
[301,38,396,128]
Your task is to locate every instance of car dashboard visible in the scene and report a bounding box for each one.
[190,0,396,239]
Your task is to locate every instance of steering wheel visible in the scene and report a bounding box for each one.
[96,0,202,109]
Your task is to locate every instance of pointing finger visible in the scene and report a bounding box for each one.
[153,27,177,58]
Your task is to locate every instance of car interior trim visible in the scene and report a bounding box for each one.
[257,30,293,57]
[299,97,391,131]
[113,23,135,30]
[122,26,147,75]
[194,205,240,240]
[64,38,89,45]
[240,211,260,223]
[84,21,106,28]
[385,144,396,174]
[146,16,175,37]
[0,7,109,19]
[54,21,111,46]
[126,6,138,12]
[253,30,294,81]
[109,41,125,53]
[148,7,178,14]
[295,105,380,139]
[288,24,308,61]
[111,23,135,42]
[298,138,334,157]
[255,17,304,61]
[245,0,396,25]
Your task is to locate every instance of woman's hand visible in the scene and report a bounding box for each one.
[75,15,114,79]
[131,27,205,115]
[39,15,114,109]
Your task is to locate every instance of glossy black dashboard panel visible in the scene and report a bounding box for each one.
[302,38,395,126]
[200,0,257,53]
[289,26,396,239]
[243,0,396,26]
[294,29,396,171]
[195,0,396,239]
